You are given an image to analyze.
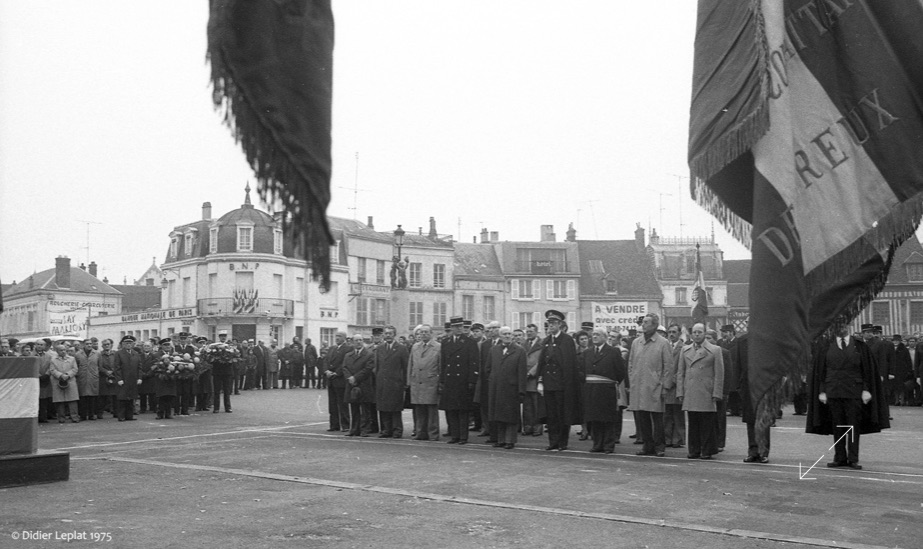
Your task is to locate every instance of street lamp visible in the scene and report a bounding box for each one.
[393,225,405,259]
[391,225,407,290]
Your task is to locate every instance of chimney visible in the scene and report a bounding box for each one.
[79,263,87,271]
[418,227,423,235]
[429,217,437,238]
[472,236,477,243]
[367,216,374,229]
[566,222,576,242]
[540,225,556,242]
[480,228,489,244]
[55,256,71,288]
[89,261,98,277]
[649,228,660,245]
[202,202,212,220]
[635,223,646,249]
[490,231,499,243]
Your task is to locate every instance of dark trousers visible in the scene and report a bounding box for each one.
[328,385,349,430]
[213,374,233,411]
[175,379,193,414]
[614,409,623,441]
[157,395,174,418]
[636,410,665,454]
[497,422,518,445]
[687,411,717,457]
[379,410,403,437]
[55,401,78,420]
[348,402,372,435]
[96,394,117,417]
[196,392,211,411]
[305,365,317,388]
[664,403,685,446]
[715,399,728,448]
[745,421,770,458]
[543,391,571,449]
[118,399,135,421]
[828,397,862,464]
[79,395,97,419]
[631,410,644,442]
[793,392,808,414]
[39,397,52,422]
[138,393,155,413]
[445,410,469,442]
[521,391,544,435]
[412,404,440,440]
[727,391,742,415]
[587,421,616,452]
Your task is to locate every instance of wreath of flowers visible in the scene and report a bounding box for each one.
[151,351,202,381]
[204,342,240,366]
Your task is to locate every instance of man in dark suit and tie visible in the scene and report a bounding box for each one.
[324,332,351,431]
[374,326,409,438]
[808,320,889,470]
[521,323,545,437]
[582,328,626,453]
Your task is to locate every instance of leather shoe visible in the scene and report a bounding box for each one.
[758,456,769,463]
[447,439,459,444]
[504,443,514,450]
[545,445,559,451]
[847,462,862,470]
[688,454,701,459]
[557,446,567,451]
[492,442,504,448]
[633,440,644,445]
[578,434,589,441]
[589,448,603,453]
[457,441,467,445]
[827,461,846,468]
[326,428,339,432]
[655,452,665,457]
[636,450,654,456]
[378,433,391,438]
[700,455,713,460]
[743,456,759,463]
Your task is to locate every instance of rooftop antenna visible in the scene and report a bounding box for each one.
[669,173,689,239]
[657,193,672,234]
[336,151,372,220]
[77,220,102,266]
[579,200,600,239]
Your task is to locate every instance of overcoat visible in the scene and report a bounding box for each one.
[152,351,177,397]
[676,341,724,412]
[37,352,53,399]
[581,343,626,423]
[474,338,494,405]
[718,337,740,396]
[266,346,281,374]
[113,348,141,400]
[537,331,582,425]
[342,347,375,404]
[97,349,117,396]
[522,337,544,392]
[408,340,441,405]
[138,350,157,394]
[892,342,913,389]
[324,343,349,389]
[439,335,479,411]
[734,334,757,424]
[374,341,409,412]
[487,343,527,424]
[806,335,890,436]
[49,354,80,402]
[75,349,100,397]
[662,339,683,405]
[627,332,674,413]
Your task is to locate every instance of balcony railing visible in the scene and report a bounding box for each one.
[197,297,294,317]
[514,260,570,274]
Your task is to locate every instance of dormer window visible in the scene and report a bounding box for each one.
[907,263,923,282]
[184,232,194,256]
[209,227,218,254]
[274,229,283,254]
[237,223,254,252]
[170,237,178,259]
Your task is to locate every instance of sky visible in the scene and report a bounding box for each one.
[0,1,752,288]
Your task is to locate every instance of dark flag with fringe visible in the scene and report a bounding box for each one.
[208,0,335,286]
[691,243,709,323]
[688,0,923,437]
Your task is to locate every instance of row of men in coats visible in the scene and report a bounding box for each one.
[853,324,923,407]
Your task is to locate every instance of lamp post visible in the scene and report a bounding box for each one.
[390,225,407,290]
[393,225,405,259]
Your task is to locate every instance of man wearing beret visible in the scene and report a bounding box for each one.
[537,310,582,451]
[439,316,479,444]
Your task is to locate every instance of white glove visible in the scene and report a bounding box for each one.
[818,392,827,404]
[888,374,895,380]
[861,390,872,404]
[347,376,356,385]
[117,380,124,386]
[137,379,142,385]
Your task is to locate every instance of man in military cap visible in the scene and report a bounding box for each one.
[154,338,178,419]
[194,336,213,409]
[173,332,195,415]
[581,321,594,335]
[537,310,581,451]
[212,330,235,413]
[462,320,473,338]
[439,316,479,444]
[476,321,501,439]
[113,335,142,421]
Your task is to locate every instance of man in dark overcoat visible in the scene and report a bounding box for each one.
[173,332,196,415]
[290,337,305,388]
[304,338,319,389]
[735,334,767,463]
[477,321,500,441]
[537,310,582,451]
[439,316,479,444]
[343,334,375,436]
[807,322,890,470]
[153,338,178,419]
[582,328,626,453]
[487,326,527,449]
[891,335,913,405]
[521,323,546,437]
[113,335,142,421]
[374,326,408,438]
[324,332,351,431]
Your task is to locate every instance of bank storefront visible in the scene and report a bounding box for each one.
[89,306,198,343]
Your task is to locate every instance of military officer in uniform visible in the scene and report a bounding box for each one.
[439,316,479,444]
[537,310,582,451]
[173,332,196,415]
[113,335,142,421]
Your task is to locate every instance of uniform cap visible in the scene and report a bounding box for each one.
[545,310,565,322]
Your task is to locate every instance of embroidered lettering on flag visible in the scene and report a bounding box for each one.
[691,243,709,322]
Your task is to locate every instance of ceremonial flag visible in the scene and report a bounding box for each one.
[691,243,709,322]
[208,0,335,286]
[688,0,923,431]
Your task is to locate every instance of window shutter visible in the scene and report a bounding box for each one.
[567,280,576,300]
[532,280,540,300]
[545,280,553,300]
[511,279,520,300]
[512,313,520,330]
[567,311,576,329]
[532,312,542,327]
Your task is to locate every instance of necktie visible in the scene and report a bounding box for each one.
[840,337,846,350]
[596,346,602,354]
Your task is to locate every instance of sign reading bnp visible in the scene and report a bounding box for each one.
[592,302,647,333]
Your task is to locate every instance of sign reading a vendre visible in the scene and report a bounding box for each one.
[591,302,647,333]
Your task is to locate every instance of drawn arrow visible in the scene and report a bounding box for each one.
[799,425,854,480]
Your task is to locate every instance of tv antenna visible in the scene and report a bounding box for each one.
[337,151,373,220]
[77,220,103,266]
